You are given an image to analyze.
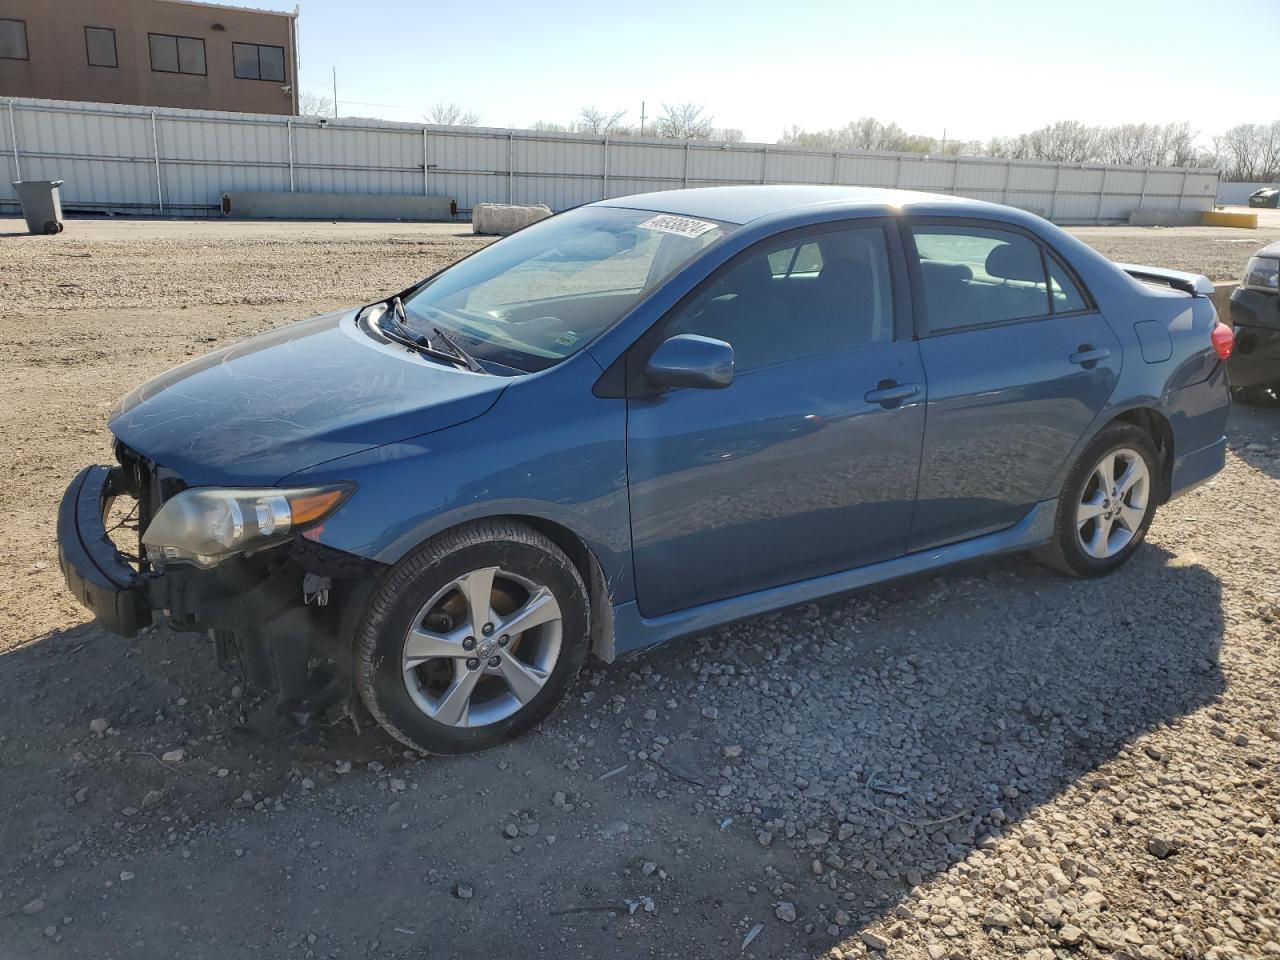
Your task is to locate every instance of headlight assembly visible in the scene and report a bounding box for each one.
[1242,256,1279,294]
[141,484,353,568]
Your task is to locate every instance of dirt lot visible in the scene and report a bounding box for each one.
[0,217,1277,960]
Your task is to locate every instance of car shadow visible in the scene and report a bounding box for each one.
[616,540,1226,956]
[0,542,1224,958]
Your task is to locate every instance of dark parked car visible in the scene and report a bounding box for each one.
[1248,188,1279,208]
[58,186,1233,754]
[1228,240,1280,402]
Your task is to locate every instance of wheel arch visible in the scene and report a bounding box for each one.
[1107,406,1174,503]
[379,513,618,664]
[510,515,618,664]
[1046,403,1176,507]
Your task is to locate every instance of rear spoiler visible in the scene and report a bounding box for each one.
[1117,263,1214,297]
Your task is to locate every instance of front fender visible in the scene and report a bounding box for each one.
[283,359,635,604]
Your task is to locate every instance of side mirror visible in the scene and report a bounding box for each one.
[645,334,734,390]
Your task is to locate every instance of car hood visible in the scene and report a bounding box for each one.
[110,309,508,486]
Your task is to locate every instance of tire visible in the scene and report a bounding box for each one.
[1033,423,1160,578]
[355,520,589,754]
[43,220,60,235]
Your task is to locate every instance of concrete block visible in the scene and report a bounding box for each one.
[1202,210,1258,229]
[1127,209,1203,227]
[473,203,552,236]
[223,191,455,221]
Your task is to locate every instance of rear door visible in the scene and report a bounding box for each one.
[624,220,927,617]
[903,220,1121,551]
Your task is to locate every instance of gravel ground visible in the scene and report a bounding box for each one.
[0,218,1276,959]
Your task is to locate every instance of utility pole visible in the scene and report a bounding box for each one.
[941,128,947,152]
[639,101,646,137]
[332,66,338,117]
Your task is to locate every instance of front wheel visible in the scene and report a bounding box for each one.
[1034,423,1159,577]
[355,520,590,754]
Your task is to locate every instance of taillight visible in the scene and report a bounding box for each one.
[1211,321,1234,360]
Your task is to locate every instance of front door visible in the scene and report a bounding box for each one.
[625,221,927,618]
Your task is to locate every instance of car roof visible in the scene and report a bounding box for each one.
[595,184,1013,226]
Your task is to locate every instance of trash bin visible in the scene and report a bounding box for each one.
[12,180,65,235]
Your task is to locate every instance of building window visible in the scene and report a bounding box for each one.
[85,26,118,68]
[148,33,206,75]
[0,18,28,60]
[232,42,285,82]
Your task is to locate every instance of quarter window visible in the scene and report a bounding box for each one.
[1047,256,1089,313]
[232,42,286,81]
[912,225,1050,332]
[149,33,206,75]
[667,225,894,373]
[0,18,27,60]
[85,26,118,68]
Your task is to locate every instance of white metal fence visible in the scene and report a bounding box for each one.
[2,96,1221,224]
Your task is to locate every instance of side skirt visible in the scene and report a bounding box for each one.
[609,499,1058,658]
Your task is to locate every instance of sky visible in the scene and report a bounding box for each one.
[238,0,1276,144]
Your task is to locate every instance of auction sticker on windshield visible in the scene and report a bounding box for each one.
[639,214,719,239]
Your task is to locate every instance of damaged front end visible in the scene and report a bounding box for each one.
[56,442,385,730]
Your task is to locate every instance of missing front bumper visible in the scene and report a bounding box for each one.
[57,460,387,722]
[57,464,152,637]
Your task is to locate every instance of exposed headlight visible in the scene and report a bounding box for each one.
[1242,256,1279,294]
[141,484,353,568]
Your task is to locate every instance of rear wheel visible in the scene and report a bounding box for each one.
[355,520,590,754]
[1034,423,1159,577]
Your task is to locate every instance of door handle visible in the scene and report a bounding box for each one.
[864,381,921,407]
[1069,345,1111,367]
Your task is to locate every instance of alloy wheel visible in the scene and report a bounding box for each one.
[401,566,563,727]
[1074,447,1151,560]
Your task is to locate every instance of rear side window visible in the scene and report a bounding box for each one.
[666,224,894,373]
[912,226,1050,332]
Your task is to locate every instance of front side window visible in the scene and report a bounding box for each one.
[0,18,27,60]
[149,33,206,75]
[912,225,1050,332]
[233,42,286,81]
[666,223,894,373]
[85,26,117,68]
[401,207,733,372]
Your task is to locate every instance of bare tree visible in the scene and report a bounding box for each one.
[656,102,715,140]
[297,89,334,118]
[1218,122,1280,181]
[578,106,628,135]
[424,102,481,126]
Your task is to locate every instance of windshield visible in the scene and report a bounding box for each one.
[401,206,734,371]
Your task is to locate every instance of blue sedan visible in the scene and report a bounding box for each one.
[57,186,1233,753]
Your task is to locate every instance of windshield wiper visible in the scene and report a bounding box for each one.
[430,325,485,374]
[377,297,488,374]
